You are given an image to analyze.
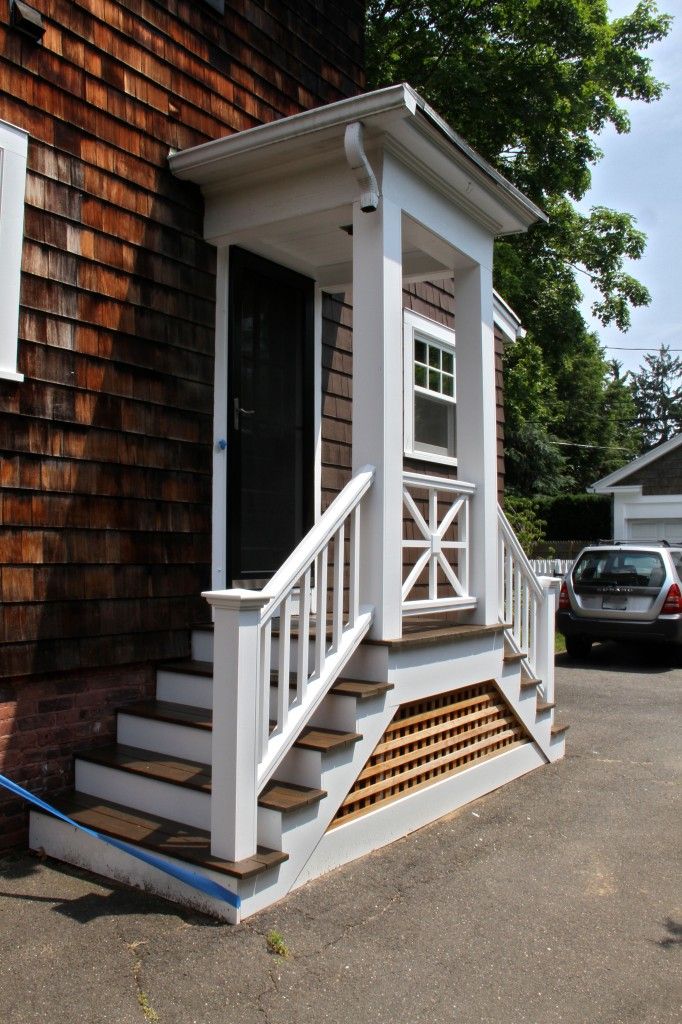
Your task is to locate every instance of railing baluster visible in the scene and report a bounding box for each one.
[276,595,291,733]
[332,523,344,652]
[428,487,438,601]
[296,569,311,704]
[260,619,272,758]
[497,505,557,686]
[349,506,360,628]
[315,546,328,678]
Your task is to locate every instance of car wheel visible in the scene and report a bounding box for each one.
[565,635,592,659]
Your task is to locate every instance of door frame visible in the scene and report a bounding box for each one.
[211,245,322,591]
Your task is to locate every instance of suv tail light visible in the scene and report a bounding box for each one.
[559,581,570,610]
[662,583,682,614]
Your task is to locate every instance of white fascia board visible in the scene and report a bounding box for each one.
[169,84,417,184]
[169,84,545,238]
[492,290,525,341]
[589,433,682,492]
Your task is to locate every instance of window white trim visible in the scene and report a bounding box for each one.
[403,309,457,467]
[0,120,28,383]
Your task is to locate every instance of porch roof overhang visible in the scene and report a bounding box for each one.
[169,84,547,287]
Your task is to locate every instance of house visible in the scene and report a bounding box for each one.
[590,434,682,542]
[1,0,565,922]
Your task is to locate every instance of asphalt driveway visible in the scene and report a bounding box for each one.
[1,644,680,1024]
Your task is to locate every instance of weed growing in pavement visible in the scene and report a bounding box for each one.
[266,929,288,958]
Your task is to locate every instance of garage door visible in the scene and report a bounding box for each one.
[627,518,682,543]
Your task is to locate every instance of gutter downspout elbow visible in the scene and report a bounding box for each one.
[344,121,379,212]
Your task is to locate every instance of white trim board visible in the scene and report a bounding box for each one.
[293,741,546,893]
[0,119,28,383]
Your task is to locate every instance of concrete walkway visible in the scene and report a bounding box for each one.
[1,647,680,1024]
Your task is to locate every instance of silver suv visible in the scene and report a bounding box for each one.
[556,542,682,658]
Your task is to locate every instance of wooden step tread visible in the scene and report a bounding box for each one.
[503,652,525,664]
[295,725,362,752]
[39,793,287,880]
[161,660,213,677]
[331,678,394,700]
[120,700,211,730]
[363,621,506,651]
[78,745,327,815]
[258,780,326,813]
[77,744,211,792]
[551,723,570,737]
[125,701,359,755]
[520,678,541,690]
[536,701,556,714]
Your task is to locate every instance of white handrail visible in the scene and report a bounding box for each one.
[497,505,557,699]
[260,465,375,622]
[402,471,477,616]
[205,466,375,862]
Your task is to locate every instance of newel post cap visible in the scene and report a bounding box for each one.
[202,588,270,612]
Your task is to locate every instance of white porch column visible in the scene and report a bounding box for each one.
[351,196,404,639]
[454,261,499,624]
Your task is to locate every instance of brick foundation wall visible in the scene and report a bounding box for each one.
[0,663,155,850]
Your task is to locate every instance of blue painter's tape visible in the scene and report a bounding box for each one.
[0,773,240,911]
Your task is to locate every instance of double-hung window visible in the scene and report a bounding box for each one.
[403,309,457,466]
[0,119,28,382]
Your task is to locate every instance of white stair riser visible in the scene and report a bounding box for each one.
[29,812,239,924]
[117,714,212,763]
[75,760,210,830]
[257,799,321,852]
[272,746,322,788]
[191,629,213,662]
[548,734,566,762]
[309,693,361,732]
[156,670,213,709]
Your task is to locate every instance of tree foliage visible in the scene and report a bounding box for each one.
[365,1,672,492]
[629,345,682,449]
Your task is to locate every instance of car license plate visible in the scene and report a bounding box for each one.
[602,596,627,610]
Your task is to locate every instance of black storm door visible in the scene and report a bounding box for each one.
[228,248,314,581]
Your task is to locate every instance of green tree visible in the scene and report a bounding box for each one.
[629,345,682,449]
[365,0,671,489]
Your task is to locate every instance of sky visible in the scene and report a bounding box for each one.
[579,0,682,376]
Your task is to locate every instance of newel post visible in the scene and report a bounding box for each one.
[202,588,269,863]
[535,577,559,705]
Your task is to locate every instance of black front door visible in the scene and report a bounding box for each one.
[228,248,314,582]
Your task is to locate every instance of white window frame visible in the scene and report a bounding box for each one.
[403,309,457,467]
[0,120,28,383]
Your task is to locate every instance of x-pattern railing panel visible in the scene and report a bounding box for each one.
[402,471,476,615]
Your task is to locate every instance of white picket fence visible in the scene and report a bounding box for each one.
[530,558,572,577]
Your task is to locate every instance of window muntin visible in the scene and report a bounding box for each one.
[404,311,456,465]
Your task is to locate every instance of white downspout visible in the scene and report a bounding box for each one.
[344,121,379,212]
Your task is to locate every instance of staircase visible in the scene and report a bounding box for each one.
[29,618,566,922]
[29,473,566,922]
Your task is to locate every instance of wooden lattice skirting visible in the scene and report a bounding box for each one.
[330,681,530,828]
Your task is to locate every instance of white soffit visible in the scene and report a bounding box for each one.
[169,84,546,238]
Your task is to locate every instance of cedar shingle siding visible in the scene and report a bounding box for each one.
[0,0,364,845]
[1,0,364,679]
[616,445,682,496]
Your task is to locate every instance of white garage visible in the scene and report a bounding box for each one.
[590,434,682,544]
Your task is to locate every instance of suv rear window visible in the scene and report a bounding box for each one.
[573,550,666,588]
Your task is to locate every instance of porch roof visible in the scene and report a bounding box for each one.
[170,84,546,245]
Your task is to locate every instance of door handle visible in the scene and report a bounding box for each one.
[233,398,256,429]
